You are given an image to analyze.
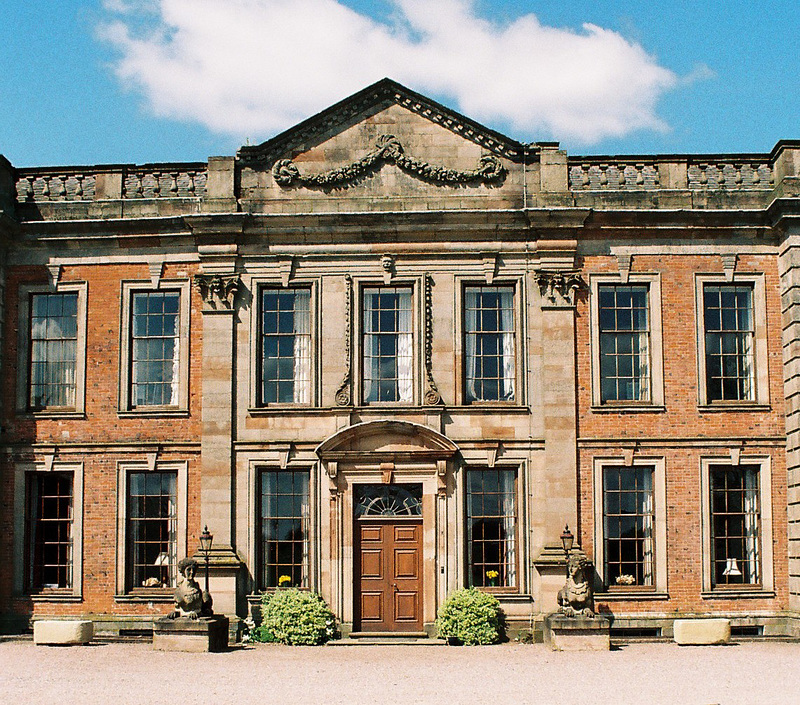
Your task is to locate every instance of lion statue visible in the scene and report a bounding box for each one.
[557,552,594,618]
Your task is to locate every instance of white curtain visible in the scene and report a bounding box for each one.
[397,290,413,402]
[636,331,650,402]
[741,332,754,401]
[499,289,515,400]
[300,474,310,587]
[293,290,311,403]
[465,290,478,400]
[743,469,760,584]
[363,291,378,402]
[641,469,654,586]
[500,470,517,586]
[169,336,180,406]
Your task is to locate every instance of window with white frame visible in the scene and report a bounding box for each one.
[464,286,516,402]
[593,457,667,593]
[602,465,655,588]
[127,470,178,589]
[709,464,761,587]
[120,280,190,413]
[591,275,663,408]
[19,282,89,413]
[598,285,650,403]
[259,469,310,589]
[362,286,413,403]
[703,284,754,402]
[466,467,517,589]
[258,288,311,405]
[696,275,768,407]
[26,472,73,591]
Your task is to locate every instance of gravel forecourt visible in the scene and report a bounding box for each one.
[0,639,797,705]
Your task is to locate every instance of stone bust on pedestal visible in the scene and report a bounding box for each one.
[170,558,213,619]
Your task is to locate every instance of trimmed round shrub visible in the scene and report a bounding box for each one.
[436,588,502,645]
[252,588,337,645]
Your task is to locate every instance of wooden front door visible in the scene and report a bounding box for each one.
[355,520,423,632]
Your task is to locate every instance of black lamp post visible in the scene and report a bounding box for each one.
[560,524,574,574]
[199,525,213,594]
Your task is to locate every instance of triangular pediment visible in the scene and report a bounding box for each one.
[237,78,529,168]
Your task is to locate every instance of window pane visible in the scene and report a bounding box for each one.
[363,287,413,403]
[710,465,760,586]
[703,285,754,402]
[597,285,650,403]
[603,466,655,587]
[130,291,180,407]
[260,288,311,405]
[27,473,73,591]
[465,286,515,402]
[260,470,310,588]
[29,293,79,409]
[466,468,517,587]
[128,471,177,589]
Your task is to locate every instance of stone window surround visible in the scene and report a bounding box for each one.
[592,456,668,596]
[246,460,317,594]
[16,281,88,417]
[454,277,526,407]
[459,458,526,595]
[589,273,664,410]
[12,461,84,601]
[355,276,422,407]
[694,273,769,409]
[118,278,191,416]
[114,460,188,597]
[699,454,774,596]
[247,278,318,409]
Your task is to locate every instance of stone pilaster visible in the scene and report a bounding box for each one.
[195,243,243,616]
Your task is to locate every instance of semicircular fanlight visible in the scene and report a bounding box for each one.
[355,484,422,517]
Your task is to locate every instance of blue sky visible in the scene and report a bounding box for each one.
[2,1,799,167]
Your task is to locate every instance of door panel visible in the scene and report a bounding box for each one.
[356,520,422,632]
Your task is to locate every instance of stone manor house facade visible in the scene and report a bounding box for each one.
[2,79,800,639]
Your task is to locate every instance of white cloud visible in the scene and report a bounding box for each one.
[97,0,681,144]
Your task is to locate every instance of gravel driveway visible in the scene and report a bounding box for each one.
[0,639,796,705]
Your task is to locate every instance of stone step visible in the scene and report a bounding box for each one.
[328,632,444,646]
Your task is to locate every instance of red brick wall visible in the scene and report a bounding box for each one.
[576,253,788,614]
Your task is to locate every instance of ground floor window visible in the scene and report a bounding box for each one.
[127,471,177,589]
[260,470,310,589]
[26,472,73,591]
[710,464,760,587]
[602,465,655,588]
[466,467,517,588]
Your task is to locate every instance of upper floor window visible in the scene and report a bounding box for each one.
[598,285,650,403]
[464,286,515,402]
[362,287,413,403]
[29,292,78,410]
[466,467,517,589]
[26,472,73,591]
[130,291,180,407]
[259,288,311,405]
[120,280,190,414]
[703,284,754,402]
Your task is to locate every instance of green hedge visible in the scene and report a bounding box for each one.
[252,588,337,645]
[436,588,503,645]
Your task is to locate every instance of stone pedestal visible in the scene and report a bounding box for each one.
[34,620,93,645]
[544,613,610,651]
[153,615,229,652]
[673,618,730,645]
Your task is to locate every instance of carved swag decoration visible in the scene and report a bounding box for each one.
[194,273,240,309]
[534,271,585,307]
[273,134,505,188]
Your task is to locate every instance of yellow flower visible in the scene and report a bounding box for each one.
[278,575,292,585]
[486,570,499,580]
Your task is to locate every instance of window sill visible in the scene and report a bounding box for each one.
[698,404,771,413]
[30,591,82,603]
[115,591,174,603]
[248,406,318,415]
[591,404,666,414]
[118,409,189,418]
[18,410,85,420]
[701,589,775,599]
[596,591,669,601]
